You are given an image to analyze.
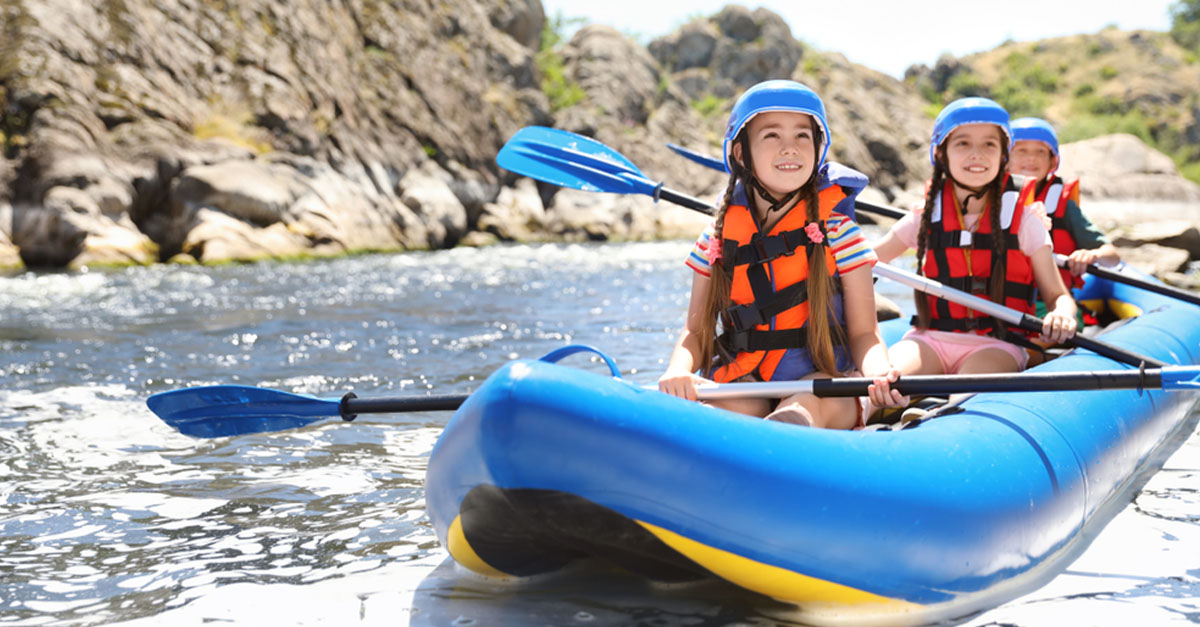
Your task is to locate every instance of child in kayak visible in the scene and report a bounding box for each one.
[658,80,905,429]
[873,98,1077,380]
[1009,116,1120,296]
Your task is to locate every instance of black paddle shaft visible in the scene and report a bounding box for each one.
[1011,313,1165,368]
[811,369,1165,397]
[339,392,469,418]
[1083,263,1200,308]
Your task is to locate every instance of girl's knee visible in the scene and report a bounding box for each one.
[766,403,814,426]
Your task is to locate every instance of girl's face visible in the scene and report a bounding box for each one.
[1009,140,1056,180]
[734,111,818,198]
[942,123,1005,189]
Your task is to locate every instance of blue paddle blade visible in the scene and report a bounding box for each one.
[497,126,660,197]
[147,385,342,438]
[1162,366,1200,390]
[666,142,728,173]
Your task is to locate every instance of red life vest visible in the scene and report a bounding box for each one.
[1027,176,1083,289]
[919,175,1039,338]
[711,184,849,383]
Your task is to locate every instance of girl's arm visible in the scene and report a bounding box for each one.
[1030,246,1078,344]
[1066,243,1120,275]
[872,228,910,264]
[658,272,712,400]
[841,264,906,408]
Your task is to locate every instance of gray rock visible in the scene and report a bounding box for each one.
[1059,134,1200,202]
[1111,221,1200,258]
[1115,243,1191,275]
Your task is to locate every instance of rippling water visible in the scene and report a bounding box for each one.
[1,235,1197,626]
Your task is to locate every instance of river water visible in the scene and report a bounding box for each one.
[1,231,1197,626]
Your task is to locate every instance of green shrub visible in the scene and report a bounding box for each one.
[537,12,587,112]
[946,72,986,99]
[1099,65,1118,79]
[691,94,724,117]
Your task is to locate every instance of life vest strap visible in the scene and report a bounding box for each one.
[724,280,810,331]
[724,227,822,269]
[926,230,1020,250]
[719,326,847,353]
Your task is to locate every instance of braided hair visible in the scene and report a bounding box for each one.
[697,119,844,378]
[914,140,1012,329]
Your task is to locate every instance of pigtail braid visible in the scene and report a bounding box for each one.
[696,175,739,374]
[803,174,844,376]
[913,161,946,329]
[987,151,1010,304]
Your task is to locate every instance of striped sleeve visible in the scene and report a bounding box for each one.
[826,212,876,273]
[685,221,717,277]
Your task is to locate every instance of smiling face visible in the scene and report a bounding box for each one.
[1009,140,1057,179]
[733,111,818,200]
[941,123,1005,189]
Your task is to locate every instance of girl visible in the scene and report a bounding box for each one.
[873,98,1077,381]
[658,80,905,429]
[1008,116,1120,293]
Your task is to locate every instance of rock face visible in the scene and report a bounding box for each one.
[1,0,548,268]
[1,2,1198,275]
[1059,134,1200,202]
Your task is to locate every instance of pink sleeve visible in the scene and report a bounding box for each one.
[1017,205,1053,257]
[890,211,920,250]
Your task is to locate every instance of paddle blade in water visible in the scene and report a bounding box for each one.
[147,385,342,438]
[497,126,658,197]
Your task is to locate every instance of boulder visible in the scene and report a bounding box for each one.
[1115,243,1191,276]
[1059,134,1200,202]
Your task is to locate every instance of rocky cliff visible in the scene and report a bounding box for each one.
[1,2,1198,274]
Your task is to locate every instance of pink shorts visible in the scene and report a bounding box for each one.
[902,328,1029,374]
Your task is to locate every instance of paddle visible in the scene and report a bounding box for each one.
[498,126,714,215]
[874,262,1164,368]
[1054,254,1200,308]
[150,366,1200,438]
[148,344,625,438]
[666,142,728,173]
[662,142,1200,306]
[499,126,1168,369]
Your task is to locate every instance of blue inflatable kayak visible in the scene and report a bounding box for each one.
[425,267,1200,625]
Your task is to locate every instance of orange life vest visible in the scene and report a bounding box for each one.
[1026,176,1083,289]
[919,175,1039,338]
[711,184,848,383]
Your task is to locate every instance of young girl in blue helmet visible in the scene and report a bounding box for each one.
[658,80,905,429]
[874,98,1078,379]
[1009,117,1120,296]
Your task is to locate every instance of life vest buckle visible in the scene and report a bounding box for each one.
[751,234,790,264]
[727,303,764,332]
[969,277,988,294]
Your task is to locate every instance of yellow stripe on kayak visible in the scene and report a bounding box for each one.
[447,515,511,578]
[637,520,919,609]
[1106,298,1142,320]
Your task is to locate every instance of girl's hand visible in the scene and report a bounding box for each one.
[658,370,705,401]
[1041,310,1077,344]
[1066,248,1101,276]
[865,366,908,408]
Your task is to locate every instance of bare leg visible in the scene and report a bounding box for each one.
[767,373,859,430]
[705,396,772,418]
[945,348,1020,403]
[864,338,944,420]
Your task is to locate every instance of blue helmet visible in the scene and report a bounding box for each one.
[1011,117,1060,156]
[722,80,830,174]
[929,97,1011,166]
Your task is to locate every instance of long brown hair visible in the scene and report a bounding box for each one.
[914,140,1011,329]
[695,123,844,378]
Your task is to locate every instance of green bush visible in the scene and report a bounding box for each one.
[1170,0,1200,50]
[537,12,586,112]
[691,94,724,117]
[946,72,987,99]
